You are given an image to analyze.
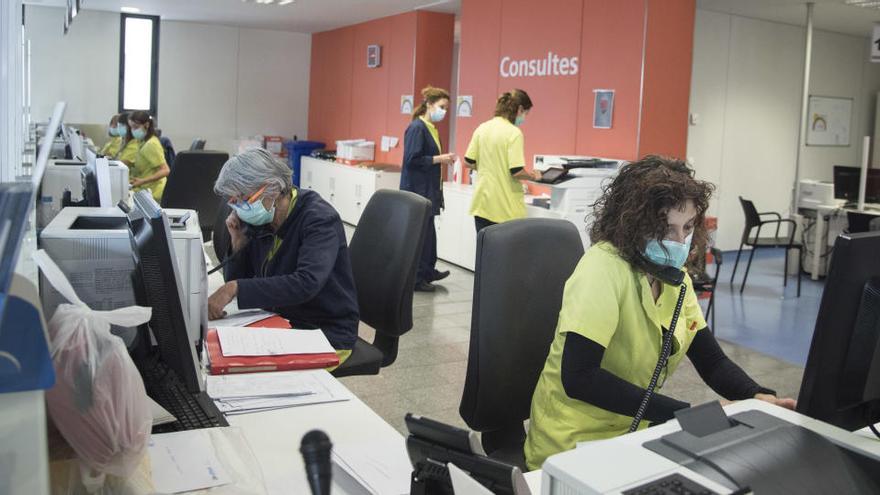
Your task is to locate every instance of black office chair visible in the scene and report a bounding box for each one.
[212,200,232,268]
[846,211,879,234]
[190,138,206,151]
[332,190,432,377]
[730,196,802,297]
[459,218,584,469]
[160,151,229,240]
[692,248,722,330]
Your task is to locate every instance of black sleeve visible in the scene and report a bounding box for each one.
[510,166,523,176]
[686,329,776,400]
[403,123,434,171]
[561,332,690,424]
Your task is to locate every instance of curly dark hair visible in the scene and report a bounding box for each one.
[589,155,715,275]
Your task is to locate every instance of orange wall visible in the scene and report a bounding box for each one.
[308,11,455,166]
[454,0,695,168]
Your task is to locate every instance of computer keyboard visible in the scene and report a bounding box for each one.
[140,358,228,433]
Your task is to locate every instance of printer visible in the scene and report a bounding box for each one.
[541,400,880,494]
[797,179,842,209]
[533,155,624,248]
[39,207,207,347]
[38,159,130,228]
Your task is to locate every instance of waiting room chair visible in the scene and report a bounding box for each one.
[160,151,229,241]
[190,138,206,151]
[332,190,432,377]
[692,248,722,330]
[730,196,802,297]
[459,218,584,469]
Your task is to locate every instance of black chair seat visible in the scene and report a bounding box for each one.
[750,237,802,247]
[332,338,383,377]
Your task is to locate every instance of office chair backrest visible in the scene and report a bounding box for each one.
[738,196,762,242]
[161,151,229,239]
[847,211,876,234]
[190,139,206,151]
[213,200,232,265]
[348,189,431,363]
[460,219,584,433]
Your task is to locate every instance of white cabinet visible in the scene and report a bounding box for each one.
[300,156,401,225]
[437,183,566,271]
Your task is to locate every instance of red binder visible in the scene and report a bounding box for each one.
[206,318,339,374]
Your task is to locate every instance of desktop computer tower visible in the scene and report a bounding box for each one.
[39,207,207,347]
[38,159,130,228]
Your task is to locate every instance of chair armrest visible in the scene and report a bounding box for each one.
[758,211,782,219]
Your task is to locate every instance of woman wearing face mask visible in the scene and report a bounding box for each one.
[401,86,455,292]
[127,111,169,201]
[208,148,359,365]
[523,156,796,470]
[99,114,121,157]
[464,89,541,233]
[115,112,138,164]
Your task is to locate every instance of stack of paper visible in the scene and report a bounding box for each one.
[206,369,352,415]
[216,326,335,356]
[331,441,412,495]
[209,309,277,328]
[149,429,232,493]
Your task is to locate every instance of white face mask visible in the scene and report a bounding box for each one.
[429,107,447,122]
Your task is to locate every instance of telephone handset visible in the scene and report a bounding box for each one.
[630,262,688,432]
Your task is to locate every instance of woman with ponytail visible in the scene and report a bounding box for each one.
[464,88,541,232]
[401,86,456,292]
[127,110,170,201]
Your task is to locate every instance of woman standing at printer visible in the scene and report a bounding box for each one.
[401,86,456,292]
[524,156,796,470]
[127,111,169,201]
[464,89,541,233]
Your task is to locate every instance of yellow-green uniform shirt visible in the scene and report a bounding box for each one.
[465,116,527,223]
[524,242,707,471]
[117,138,139,164]
[420,116,442,151]
[100,136,121,157]
[131,136,167,202]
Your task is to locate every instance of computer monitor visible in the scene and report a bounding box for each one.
[834,165,880,204]
[797,231,880,432]
[127,190,201,393]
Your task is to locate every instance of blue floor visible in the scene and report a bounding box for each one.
[707,248,824,366]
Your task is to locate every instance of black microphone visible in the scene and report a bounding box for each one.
[300,429,333,495]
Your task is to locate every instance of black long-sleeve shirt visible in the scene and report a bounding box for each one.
[560,329,775,424]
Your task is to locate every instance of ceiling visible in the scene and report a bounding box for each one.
[23,0,461,33]
[21,0,880,37]
[697,0,880,38]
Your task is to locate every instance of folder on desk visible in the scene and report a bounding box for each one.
[205,328,339,375]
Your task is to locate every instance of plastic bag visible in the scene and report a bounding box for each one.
[33,250,154,493]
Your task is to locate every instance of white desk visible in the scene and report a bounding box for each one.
[802,204,880,280]
[226,390,409,494]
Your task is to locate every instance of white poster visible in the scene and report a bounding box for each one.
[400,95,413,115]
[457,96,473,118]
[806,96,852,146]
[872,24,880,63]
[593,90,614,129]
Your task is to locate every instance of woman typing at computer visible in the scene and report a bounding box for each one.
[207,148,359,365]
[524,156,796,471]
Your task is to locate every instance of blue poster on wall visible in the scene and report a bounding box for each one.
[593,89,614,129]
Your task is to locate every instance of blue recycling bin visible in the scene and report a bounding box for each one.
[285,140,325,187]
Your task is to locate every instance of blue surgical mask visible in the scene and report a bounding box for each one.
[231,197,276,226]
[514,114,526,126]
[108,126,118,137]
[117,124,128,137]
[132,127,147,141]
[644,234,693,269]
[429,107,446,122]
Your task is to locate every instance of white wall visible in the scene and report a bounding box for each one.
[687,9,880,251]
[27,6,310,156]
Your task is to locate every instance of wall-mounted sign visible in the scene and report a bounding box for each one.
[367,44,382,68]
[499,52,579,78]
[400,95,413,115]
[593,89,614,129]
[873,24,880,63]
[457,96,473,117]
[806,95,852,146]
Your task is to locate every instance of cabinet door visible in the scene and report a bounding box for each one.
[301,159,316,191]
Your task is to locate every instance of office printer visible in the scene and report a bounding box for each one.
[38,159,130,228]
[541,400,880,494]
[39,207,207,347]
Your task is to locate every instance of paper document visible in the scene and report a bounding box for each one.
[206,369,352,415]
[332,440,412,495]
[216,326,334,357]
[149,429,232,493]
[150,397,176,426]
[448,463,494,495]
[209,309,277,328]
